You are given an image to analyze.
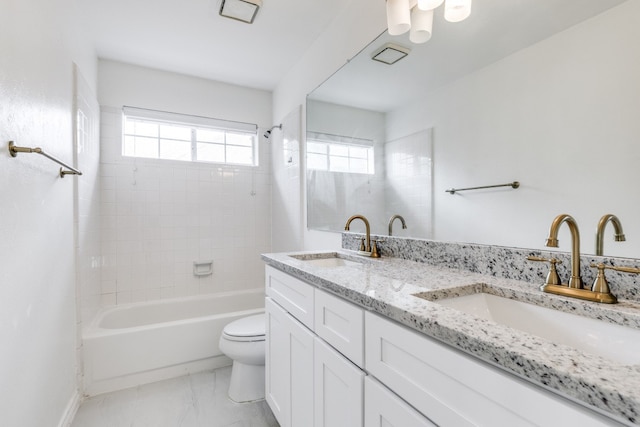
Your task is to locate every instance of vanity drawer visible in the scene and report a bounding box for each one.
[265,265,314,329]
[314,288,364,368]
[365,312,617,427]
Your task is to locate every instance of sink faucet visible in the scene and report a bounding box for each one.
[595,214,625,256]
[388,214,407,236]
[545,214,583,289]
[344,214,380,258]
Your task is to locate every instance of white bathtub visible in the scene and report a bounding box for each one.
[83,288,265,396]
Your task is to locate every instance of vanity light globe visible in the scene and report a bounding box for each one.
[417,0,444,11]
[386,0,411,35]
[444,0,472,22]
[410,7,434,44]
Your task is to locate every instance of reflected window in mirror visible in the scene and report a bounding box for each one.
[307,132,374,175]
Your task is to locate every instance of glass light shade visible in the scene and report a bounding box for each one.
[410,8,434,44]
[417,0,444,11]
[444,0,472,23]
[386,0,411,36]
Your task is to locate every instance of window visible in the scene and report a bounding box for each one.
[307,132,374,174]
[122,106,258,166]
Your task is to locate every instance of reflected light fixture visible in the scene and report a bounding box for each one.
[219,0,262,24]
[386,0,472,44]
[371,43,411,65]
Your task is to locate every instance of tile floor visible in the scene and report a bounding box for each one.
[71,367,279,427]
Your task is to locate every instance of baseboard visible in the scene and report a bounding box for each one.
[84,355,232,397]
[58,390,81,427]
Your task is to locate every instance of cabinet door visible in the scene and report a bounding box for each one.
[266,297,314,427]
[364,377,437,427]
[314,288,364,368]
[314,337,364,427]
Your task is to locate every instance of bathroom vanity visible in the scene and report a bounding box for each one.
[262,245,640,427]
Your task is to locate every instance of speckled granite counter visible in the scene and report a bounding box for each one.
[262,249,640,426]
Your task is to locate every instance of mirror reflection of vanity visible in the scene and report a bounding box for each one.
[306,0,640,258]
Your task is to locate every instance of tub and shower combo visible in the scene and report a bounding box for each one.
[82,288,265,396]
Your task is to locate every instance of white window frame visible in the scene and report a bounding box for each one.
[122,106,259,166]
[307,131,375,175]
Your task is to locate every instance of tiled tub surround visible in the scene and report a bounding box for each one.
[262,244,640,425]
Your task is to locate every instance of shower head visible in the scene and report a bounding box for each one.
[264,124,282,139]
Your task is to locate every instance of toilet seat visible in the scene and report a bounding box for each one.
[222,314,265,342]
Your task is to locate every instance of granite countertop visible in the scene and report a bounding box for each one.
[262,250,640,426]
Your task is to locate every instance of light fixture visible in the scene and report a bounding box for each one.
[410,7,434,44]
[386,0,472,44]
[371,43,411,65]
[219,0,262,24]
[444,0,472,22]
[417,0,443,10]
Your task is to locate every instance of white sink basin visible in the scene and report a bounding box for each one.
[435,292,640,365]
[290,254,363,268]
[301,257,362,268]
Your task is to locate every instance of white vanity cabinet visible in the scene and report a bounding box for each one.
[365,311,623,427]
[265,297,314,427]
[265,266,365,427]
[314,336,364,427]
[364,376,437,427]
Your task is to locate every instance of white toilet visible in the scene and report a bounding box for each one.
[218,314,266,402]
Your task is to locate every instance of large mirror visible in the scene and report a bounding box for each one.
[306,0,640,258]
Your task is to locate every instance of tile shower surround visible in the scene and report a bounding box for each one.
[342,233,640,302]
[99,107,271,305]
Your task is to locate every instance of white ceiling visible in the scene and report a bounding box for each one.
[309,0,628,112]
[80,0,628,101]
[79,0,349,91]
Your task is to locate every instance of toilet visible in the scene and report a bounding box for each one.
[218,314,266,402]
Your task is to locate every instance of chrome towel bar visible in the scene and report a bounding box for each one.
[8,141,82,178]
[446,181,519,195]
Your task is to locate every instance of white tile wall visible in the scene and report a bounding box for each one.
[75,65,102,326]
[385,129,433,238]
[99,107,272,305]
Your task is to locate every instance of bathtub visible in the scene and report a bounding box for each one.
[83,288,265,396]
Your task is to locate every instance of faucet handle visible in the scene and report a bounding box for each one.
[589,263,613,295]
[589,262,640,292]
[599,264,640,275]
[359,238,366,252]
[527,256,562,285]
[370,240,381,258]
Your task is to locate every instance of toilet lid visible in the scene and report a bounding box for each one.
[223,314,265,338]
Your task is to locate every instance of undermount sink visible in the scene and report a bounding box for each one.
[289,253,364,268]
[428,292,640,365]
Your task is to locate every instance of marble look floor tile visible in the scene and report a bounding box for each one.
[72,367,279,427]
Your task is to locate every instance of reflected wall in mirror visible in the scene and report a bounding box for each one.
[306,0,640,258]
[306,99,433,237]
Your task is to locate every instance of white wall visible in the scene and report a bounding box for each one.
[97,61,272,304]
[387,1,640,258]
[0,0,96,425]
[272,0,387,251]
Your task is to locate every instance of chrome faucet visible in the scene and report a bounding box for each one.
[595,214,625,256]
[344,214,380,258]
[388,214,407,236]
[545,214,583,289]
